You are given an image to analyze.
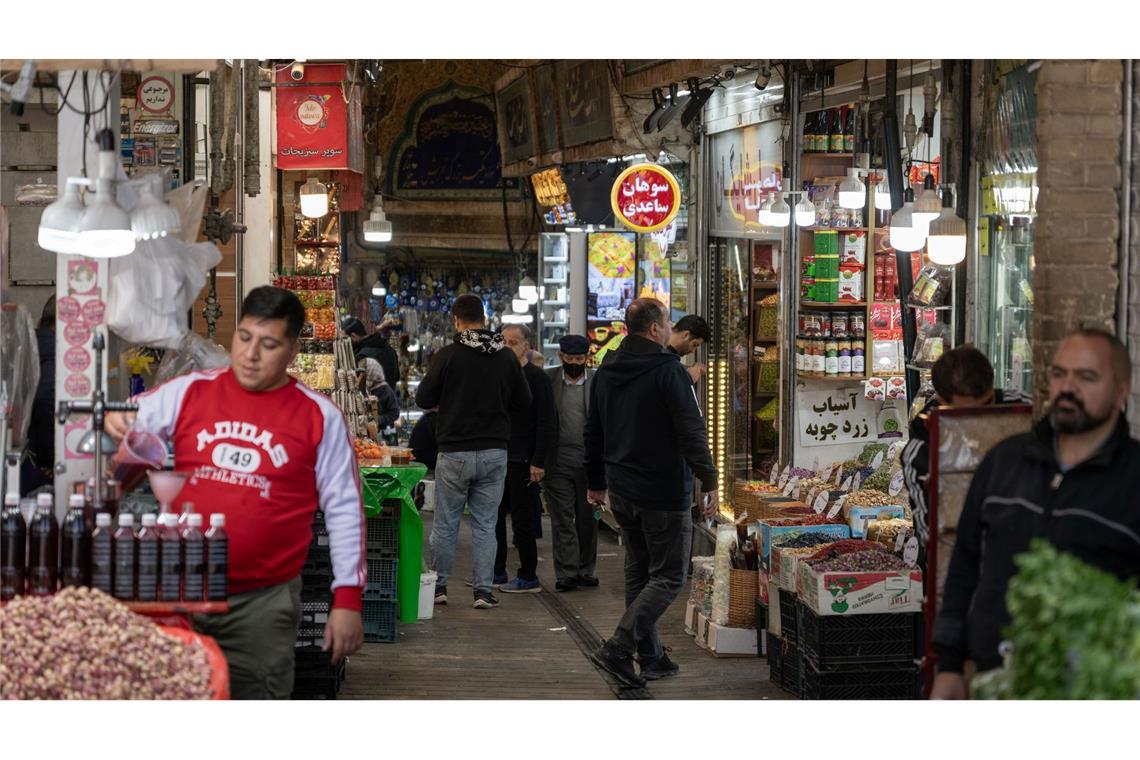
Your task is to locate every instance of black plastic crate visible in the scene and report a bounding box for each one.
[362,599,398,643]
[801,661,921,700]
[797,603,923,669]
[301,598,331,624]
[777,589,798,645]
[767,632,783,683]
[363,557,398,601]
[778,635,802,696]
[291,672,341,700]
[366,510,399,558]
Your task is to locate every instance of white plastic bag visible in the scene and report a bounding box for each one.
[154,331,230,385]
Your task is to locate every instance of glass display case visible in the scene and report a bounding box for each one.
[538,232,571,366]
[986,216,1035,395]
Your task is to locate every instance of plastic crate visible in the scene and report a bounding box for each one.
[778,635,801,696]
[778,589,798,645]
[801,661,921,700]
[291,672,342,700]
[362,599,398,643]
[366,508,399,558]
[363,557,398,601]
[797,603,923,669]
[301,598,332,624]
[766,632,783,683]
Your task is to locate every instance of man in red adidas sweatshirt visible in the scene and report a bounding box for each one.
[107,286,365,699]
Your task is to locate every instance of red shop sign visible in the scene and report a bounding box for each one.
[611,164,680,233]
[275,63,362,172]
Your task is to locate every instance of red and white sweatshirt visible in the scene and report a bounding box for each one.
[133,368,366,611]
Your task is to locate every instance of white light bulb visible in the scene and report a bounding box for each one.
[926,206,967,265]
[838,169,866,210]
[299,177,329,218]
[37,180,86,254]
[794,197,816,227]
[770,195,791,228]
[888,202,926,252]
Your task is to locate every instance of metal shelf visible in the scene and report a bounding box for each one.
[797,373,868,382]
[801,301,867,309]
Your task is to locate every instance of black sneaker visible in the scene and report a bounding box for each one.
[472,590,500,609]
[589,642,646,688]
[434,585,448,605]
[577,575,600,588]
[555,579,579,592]
[638,648,680,681]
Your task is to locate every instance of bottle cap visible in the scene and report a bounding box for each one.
[141,514,157,527]
[36,493,53,508]
[70,494,86,508]
[209,513,225,528]
[118,513,135,527]
[4,493,18,507]
[188,513,204,527]
[163,513,178,527]
[95,513,112,527]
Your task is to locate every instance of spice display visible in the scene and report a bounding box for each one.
[842,488,900,509]
[804,538,887,562]
[772,532,840,550]
[866,518,912,548]
[0,587,214,699]
[689,557,716,617]
[808,549,911,573]
[710,526,735,626]
[857,443,889,465]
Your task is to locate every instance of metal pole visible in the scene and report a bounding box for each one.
[782,71,802,467]
[1118,61,1133,342]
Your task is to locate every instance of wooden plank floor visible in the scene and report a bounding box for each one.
[339,512,791,700]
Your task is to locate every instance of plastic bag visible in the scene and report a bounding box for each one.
[913,322,950,368]
[907,265,953,308]
[154,331,230,385]
[0,304,40,447]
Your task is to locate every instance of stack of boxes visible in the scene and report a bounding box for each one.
[363,500,400,643]
[293,510,347,699]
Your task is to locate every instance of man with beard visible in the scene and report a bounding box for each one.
[931,328,1140,699]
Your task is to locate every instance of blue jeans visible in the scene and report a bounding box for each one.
[429,449,509,594]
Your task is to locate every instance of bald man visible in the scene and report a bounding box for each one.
[932,328,1140,699]
[584,298,718,688]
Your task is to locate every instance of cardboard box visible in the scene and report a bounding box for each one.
[798,563,924,616]
[848,505,907,538]
[757,567,771,606]
[707,620,760,657]
[759,521,851,570]
[772,543,841,591]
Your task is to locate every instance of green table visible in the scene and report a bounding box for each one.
[360,463,427,623]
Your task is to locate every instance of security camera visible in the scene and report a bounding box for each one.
[0,60,36,116]
[290,63,305,81]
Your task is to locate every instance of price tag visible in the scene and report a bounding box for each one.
[821,464,835,482]
[894,527,909,552]
[835,467,844,486]
[853,473,864,491]
[842,475,853,491]
[903,537,920,567]
[889,470,905,497]
[888,441,905,462]
[783,477,799,497]
[871,451,885,469]
[861,515,873,536]
[793,481,802,500]
[779,469,790,489]
[814,491,830,514]
[827,495,846,519]
[806,486,818,505]
[769,462,779,485]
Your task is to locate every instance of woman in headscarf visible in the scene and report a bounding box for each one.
[359,356,401,435]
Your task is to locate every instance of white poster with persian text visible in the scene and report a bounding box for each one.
[798,388,875,448]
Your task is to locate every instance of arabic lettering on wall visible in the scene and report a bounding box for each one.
[708,120,784,234]
[798,388,874,447]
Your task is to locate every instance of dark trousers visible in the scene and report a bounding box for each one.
[544,465,598,582]
[494,461,539,580]
[608,492,692,660]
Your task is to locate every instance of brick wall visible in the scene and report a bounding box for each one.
[1033,60,1125,412]
[1130,62,1140,438]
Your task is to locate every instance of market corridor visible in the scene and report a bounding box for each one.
[339,514,789,700]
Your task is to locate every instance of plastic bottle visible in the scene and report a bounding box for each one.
[136,514,160,601]
[61,494,92,588]
[205,513,228,601]
[158,513,182,602]
[113,513,138,600]
[181,513,205,601]
[27,493,59,596]
[91,513,114,594]
[1,493,27,600]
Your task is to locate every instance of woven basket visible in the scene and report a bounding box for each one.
[728,568,760,628]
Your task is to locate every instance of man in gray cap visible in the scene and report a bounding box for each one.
[543,334,599,592]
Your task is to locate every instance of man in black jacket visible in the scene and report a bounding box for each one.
[415,295,532,610]
[584,298,719,687]
[932,328,1139,699]
[667,314,709,386]
[901,345,1031,546]
[494,324,557,593]
[344,317,400,394]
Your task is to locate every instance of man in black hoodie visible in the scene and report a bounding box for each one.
[584,298,719,687]
[415,295,532,610]
[343,317,400,394]
[931,329,1139,699]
